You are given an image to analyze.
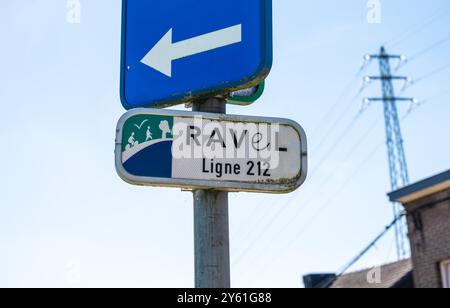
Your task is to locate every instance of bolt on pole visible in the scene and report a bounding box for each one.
[192,97,231,288]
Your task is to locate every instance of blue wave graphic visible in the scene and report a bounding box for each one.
[123,140,173,178]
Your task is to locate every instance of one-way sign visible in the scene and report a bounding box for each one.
[120,0,273,109]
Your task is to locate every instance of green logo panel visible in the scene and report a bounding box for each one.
[121,115,174,152]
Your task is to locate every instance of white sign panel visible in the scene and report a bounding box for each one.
[115,109,307,193]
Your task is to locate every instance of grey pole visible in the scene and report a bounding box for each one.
[192,97,231,288]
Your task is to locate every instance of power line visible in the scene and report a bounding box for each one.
[231,202,262,239]
[288,115,382,233]
[286,141,383,242]
[232,109,365,267]
[396,33,450,71]
[425,88,450,102]
[236,85,449,278]
[232,86,366,250]
[284,98,436,268]
[231,200,289,267]
[383,230,397,264]
[309,67,366,140]
[231,202,275,249]
[415,61,450,83]
[310,91,362,154]
[310,208,406,288]
[384,5,450,48]
[403,88,450,119]
[409,33,450,62]
[309,111,363,178]
[312,214,405,288]
[402,60,450,92]
[336,214,404,278]
[235,115,383,271]
[238,77,450,284]
[235,113,384,270]
[242,140,386,277]
[233,89,379,267]
[234,47,449,275]
[231,61,372,244]
[243,96,437,282]
[236,47,411,271]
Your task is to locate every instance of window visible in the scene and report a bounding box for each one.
[441,260,450,288]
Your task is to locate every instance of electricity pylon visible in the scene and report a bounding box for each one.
[365,47,414,259]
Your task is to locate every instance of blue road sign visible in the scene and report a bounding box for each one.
[120,0,273,109]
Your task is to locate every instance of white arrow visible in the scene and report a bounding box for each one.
[141,24,242,77]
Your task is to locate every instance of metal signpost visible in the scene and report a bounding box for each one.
[117,0,307,288]
[192,98,231,288]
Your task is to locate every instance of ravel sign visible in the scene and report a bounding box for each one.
[120,0,273,109]
[115,109,307,193]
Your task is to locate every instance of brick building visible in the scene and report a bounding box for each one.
[389,170,450,288]
[304,170,450,288]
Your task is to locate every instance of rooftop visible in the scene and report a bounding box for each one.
[388,170,450,204]
[330,259,413,288]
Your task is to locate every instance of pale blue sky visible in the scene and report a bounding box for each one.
[0,0,449,287]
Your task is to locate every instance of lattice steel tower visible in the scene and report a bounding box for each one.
[366,47,414,259]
